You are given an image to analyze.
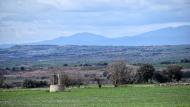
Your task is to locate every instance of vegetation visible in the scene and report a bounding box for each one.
[0,85,190,107]
[1,45,190,68]
[94,78,102,88]
[138,64,155,82]
[180,58,190,63]
[22,79,48,88]
[166,65,183,81]
[0,71,5,87]
[153,71,169,83]
[107,61,127,87]
[107,61,146,86]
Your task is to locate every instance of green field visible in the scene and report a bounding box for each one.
[0,85,190,107]
[153,63,190,69]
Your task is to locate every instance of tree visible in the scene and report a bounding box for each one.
[20,66,25,71]
[50,73,58,85]
[0,71,5,87]
[153,71,170,83]
[166,65,183,81]
[63,64,68,67]
[95,78,102,88]
[138,64,155,83]
[23,79,48,88]
[58,72,70,87]
[107,61,127,87]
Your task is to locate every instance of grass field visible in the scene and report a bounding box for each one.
[153,63,190,69]
[0,85,190,107]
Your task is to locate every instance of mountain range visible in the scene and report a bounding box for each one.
[0,25,190,48]
[36,25,190,46]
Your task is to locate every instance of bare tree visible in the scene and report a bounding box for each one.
[50,73,58,85]
[107,61,127,87]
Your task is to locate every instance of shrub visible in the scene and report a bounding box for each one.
[23,79,48,88]
[102,71,109,77]
[63,64,68,66]
[138,64,155,83]
[95,78,102,88]
[180,58,190,63]
[153,71,170,83]
[166,65,183,81]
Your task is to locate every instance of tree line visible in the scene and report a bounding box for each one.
[0,61,185,88]
[107,61,183,87]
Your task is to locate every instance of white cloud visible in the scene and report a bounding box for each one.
[33,0,190,12]
[0,0,190,44]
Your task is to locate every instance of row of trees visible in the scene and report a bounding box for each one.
[107,61,183,87]
[22,79,48,88]
[49,61,184,88]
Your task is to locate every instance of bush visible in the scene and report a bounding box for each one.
[95,78,102,88]
[183,71,190,78]
[180,58,190,63]
[63,64,68,66]
[23,79,48,88]
[153,71,170,83]
[138,64,155,83]
[166,65,183,81]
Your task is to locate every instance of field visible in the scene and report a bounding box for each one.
[0,85,190,107]
[1,45,190,68]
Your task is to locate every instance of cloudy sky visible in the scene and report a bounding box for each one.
[0,0,190,44]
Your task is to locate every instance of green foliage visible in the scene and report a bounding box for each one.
[166,65,183,81]
[180,58,190,63]
[1,45,190,68]
[153,71,170,83]
[138,64,155,82]
[0,86,190,107]
[22,79,48,88]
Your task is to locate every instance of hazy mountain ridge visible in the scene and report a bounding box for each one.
[36,26,190,46]
[0,26,189,48]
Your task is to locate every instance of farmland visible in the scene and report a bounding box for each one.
[0,85,190,107]
[0,45,190,68]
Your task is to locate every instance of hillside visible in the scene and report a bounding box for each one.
[0,44,190,67]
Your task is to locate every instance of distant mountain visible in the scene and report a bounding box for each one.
[0,44,14,49]
[116,25,190,46]
[36,32,112,45]
[1,25,188,47]
[36,25,190,46]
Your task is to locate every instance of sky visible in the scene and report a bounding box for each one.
[0,0,190,44]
